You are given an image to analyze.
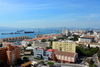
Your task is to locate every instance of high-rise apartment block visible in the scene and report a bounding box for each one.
[0,44,21,65]
[62,29,70,36]
[52,40,76,53]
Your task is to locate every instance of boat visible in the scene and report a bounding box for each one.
[1,32,14,35]
[24,31,34,33]
[1,30,34,35]
[1,33,9,35]
[17,30,24,32]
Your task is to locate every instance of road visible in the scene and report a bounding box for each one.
[21,55,89,67]
[54,63,89,67]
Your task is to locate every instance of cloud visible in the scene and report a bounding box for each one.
[86,14,100,18]
[0,0,57,11]
[79,14,100,18]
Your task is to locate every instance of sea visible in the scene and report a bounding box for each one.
[0,28,61,39]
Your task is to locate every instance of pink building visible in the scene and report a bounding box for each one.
[52,51,78,63]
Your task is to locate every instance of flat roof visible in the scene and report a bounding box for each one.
[21,61,32,66]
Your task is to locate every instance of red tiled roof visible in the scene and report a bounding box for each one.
[0,40,2,42]
[54,51,76,57]
[81,36,94,38]
[2,42,13,44]
[36,47,45,50]
[46,49,57,52]
[23,36,52,41]
[18,45,24,47]
[23,39,33,41]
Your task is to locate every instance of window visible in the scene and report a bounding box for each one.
[59,47,62,51]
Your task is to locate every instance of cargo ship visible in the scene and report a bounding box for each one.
[24,31,34,33]
[1,32,14,35]
[1,30,34,35]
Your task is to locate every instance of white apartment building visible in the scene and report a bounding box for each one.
[21,39,33,47]
[78,35,94,43]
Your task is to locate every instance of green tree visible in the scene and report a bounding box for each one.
[89,59,95,67]
[70,35,80,41]
[27,44,31,46]
[88,44,90,49]
[11,62,16,67]
[41,39,46,42]
[0,60,4,67]
[46,47,52,49]
[23,57,29,62]
[97,50,100,59]
[53,39,58,41]
[76,45,99,57]
[15,59,24,65]
[0,44,2,47]
[50,41,52,46]
[54,56,57,61]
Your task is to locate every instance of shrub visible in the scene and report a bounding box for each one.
[47,62,54,65]
[34,57,41,60]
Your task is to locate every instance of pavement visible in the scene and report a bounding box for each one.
[92,54,100,67]
[54,63,89,67]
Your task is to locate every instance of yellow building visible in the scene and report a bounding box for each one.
[52,40,76,53]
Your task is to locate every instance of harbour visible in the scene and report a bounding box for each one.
[0,29,61,39]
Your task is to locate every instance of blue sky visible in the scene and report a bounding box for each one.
[0,0,100,28]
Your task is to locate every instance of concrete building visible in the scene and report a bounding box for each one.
[0,44,21,65]
[22,36,53,47]
[2,42,13,47]
[34,47,57,61]
[86,43,100,48]
[1,36,29,42]
[45,49,57,59]
[34,47,45,59]
[52,40,76,53]
[22,39,33,47]
[0,47,7,63]
[32,41,51,48]
[62,29,70,36]
[52,51,78,63]
[78,35,94,43]
[0,40,2,44]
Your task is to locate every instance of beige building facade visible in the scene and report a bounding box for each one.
[52,51,78,63]
[52,40,76,53]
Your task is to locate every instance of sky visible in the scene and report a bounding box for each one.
[0,0,100,28]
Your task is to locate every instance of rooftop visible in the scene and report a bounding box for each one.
[36,47,45,50]
[2,42,13,44]
[54,51,76,57]
[21,61,32,66]
[46,49,57,52]
[23,36,53,41]
[80,36,94,38]
[54,40,75,43]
